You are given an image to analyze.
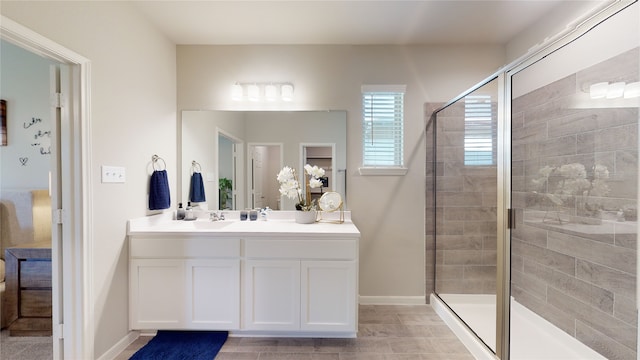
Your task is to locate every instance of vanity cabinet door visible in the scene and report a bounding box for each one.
[243,259,300,331]
[300,260,357,332]
[185,259,240,329]
[130,259,185,329]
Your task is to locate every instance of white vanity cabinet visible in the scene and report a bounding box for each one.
[128,214,360,337]
[243,238,358,334]
[129,237,241,330]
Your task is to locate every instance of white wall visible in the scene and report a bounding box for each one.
[0,40,54,190]
[512,2,639,98]
[0,2,177,358]
[177,44,506,298]
[505,1,612,64]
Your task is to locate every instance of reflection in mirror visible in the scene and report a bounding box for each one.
[302,144,335,205]
[181,110,347,211]
[248,144,282,209]
[218,133,237,210]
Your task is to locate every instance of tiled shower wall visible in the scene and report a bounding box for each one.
[433,99,498,295]
[511,47,638,360]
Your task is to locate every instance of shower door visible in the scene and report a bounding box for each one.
[434,77,500,353]
[509,4,638,359]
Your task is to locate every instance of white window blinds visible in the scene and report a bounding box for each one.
[362,85,405,167]
[464,94,496,166]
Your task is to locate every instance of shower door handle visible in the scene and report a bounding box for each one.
[507,208,516,229]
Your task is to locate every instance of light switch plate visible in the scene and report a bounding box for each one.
[101,165,126,183]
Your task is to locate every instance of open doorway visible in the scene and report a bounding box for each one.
[248,143,281,210]
[217,132,242,210]
[301,144,335,204]
[1,17,90,360]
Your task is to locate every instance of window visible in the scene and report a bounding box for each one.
[361,85,406,174]
[464,94,495,166]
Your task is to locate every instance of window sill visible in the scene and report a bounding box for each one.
[358,167,408,176]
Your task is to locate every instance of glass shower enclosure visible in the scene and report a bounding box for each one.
[431,2,638,359]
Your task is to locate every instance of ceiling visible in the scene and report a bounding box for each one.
[131,0,574,46]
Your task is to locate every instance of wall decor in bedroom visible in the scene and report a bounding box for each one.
[1,99,6,146]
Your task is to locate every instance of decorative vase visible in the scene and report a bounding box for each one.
[295,210,317,224]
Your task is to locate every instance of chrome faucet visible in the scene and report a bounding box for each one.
[209,211,226,221]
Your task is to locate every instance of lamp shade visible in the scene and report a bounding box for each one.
[606,82,625,99]
[589,82,608,99]
[281,84,294,101]
[265,84,278,101]
[231,84,243,101]
[248,84,260,101]
[624,81,640,99]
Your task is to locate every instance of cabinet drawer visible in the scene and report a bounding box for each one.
[20,260,52,288]
[245,239,357,260]
[20,290,52,317]
[131,237,240,258]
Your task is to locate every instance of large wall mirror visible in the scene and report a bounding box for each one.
[181,110,347,211]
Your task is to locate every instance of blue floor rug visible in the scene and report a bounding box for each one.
[130,330,228,360]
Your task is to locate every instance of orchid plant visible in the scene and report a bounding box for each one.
[277,164,325,211]
[531,162,610,217]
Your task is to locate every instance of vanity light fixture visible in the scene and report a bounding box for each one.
[589,81,640,99]
[231,82,295,102]
[281,83,294,101]
[623,81,640,99]
[589,82,608,99]
[231,83,243,101]
[265,84,278,101]
[606,82,625,99]
[247,84,260,101]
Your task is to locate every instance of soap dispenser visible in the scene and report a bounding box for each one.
[185,201,194,220]
[177,202,185,220]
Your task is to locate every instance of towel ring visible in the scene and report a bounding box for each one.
[192,160,202,173]
[152,154,166,171]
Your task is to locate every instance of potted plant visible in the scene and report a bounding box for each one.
[219,177,232,209]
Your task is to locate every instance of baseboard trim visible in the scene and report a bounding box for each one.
[359,295,426,305]
[97,330,139,360]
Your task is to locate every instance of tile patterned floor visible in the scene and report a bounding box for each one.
[116,305,474,360]
[0,305,473,359]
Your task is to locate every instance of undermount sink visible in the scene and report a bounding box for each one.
[186,220,234,230]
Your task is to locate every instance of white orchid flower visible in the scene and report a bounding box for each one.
[309,178,323,189]
[304,164,325,178]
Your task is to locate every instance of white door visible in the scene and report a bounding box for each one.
[300,260,357,332]
[251,146,265,209]
[185,259,240,329]
[130,259,185,329]
[50,64,71,359]
[244,260,300,330]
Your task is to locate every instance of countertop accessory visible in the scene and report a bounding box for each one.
[317,191,344,223]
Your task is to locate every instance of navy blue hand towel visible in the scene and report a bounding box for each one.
[189,172,206,203]
[149,169,171,210]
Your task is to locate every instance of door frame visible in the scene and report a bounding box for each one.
[1,16,93,359]
[247,143,283,210]
[216,128,244,211]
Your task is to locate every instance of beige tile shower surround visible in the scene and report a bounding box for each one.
[433,97,499,296]
[430,47,638,360]
[509,47,638,360]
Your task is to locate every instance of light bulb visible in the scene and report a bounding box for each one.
[231,83,243,101]
[281,84,294,101]
[265,84,278,101]
[248,84,260,101]
[589,82,608,99]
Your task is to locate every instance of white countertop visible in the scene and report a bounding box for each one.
[127,211,360,238]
